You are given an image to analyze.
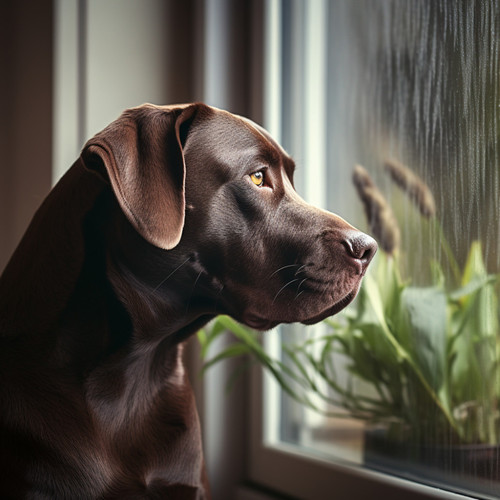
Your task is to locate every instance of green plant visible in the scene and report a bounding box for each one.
[199,161,500,446]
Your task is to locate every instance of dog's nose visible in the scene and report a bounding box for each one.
[343,232,377,272]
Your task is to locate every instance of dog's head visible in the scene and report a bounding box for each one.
[82,103,376,331]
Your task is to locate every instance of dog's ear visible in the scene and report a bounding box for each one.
[81,104,198,250]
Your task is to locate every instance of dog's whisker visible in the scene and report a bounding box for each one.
[319,282,332,303]
[193,270,203,289]
[293,279,308,301]
[184,271,203,315]
[269,264,300,279]
[272,278,299,304]
[153,257,191,292]
[294,264,308,276]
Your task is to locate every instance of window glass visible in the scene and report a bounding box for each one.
[266,2,500,498]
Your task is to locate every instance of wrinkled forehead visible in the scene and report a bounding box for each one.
[186,108,295,179]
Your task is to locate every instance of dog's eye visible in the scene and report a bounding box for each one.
[250,171,264,187]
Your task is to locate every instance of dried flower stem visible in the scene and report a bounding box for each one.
[384,158,436,218]
[353,165,400,255]
[384,158,461,283]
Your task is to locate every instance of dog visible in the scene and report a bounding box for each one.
[0,103,376,498]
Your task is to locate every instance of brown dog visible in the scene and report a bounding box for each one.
[0,103,376,498]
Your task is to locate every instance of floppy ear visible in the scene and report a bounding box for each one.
[81,104,198,250]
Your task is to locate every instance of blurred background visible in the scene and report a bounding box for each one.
[2,1,499,499]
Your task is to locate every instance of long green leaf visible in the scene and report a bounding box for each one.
[361,274,459,435]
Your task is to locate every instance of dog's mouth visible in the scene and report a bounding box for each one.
[300,287,358,325]
[244,315,281,331]
[242,282,361,331]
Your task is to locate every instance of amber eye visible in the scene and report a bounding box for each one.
[250,171,264,187]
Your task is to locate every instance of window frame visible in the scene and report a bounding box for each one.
[246,2,486,499]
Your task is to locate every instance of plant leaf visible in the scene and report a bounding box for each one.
[400,286,447,392]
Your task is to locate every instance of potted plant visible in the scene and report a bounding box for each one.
[198,160,500,496]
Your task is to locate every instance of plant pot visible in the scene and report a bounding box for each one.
[363,428,500,498]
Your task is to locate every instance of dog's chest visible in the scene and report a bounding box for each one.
[85,347,206,494]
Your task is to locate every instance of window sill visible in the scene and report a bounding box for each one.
[249,366,478,500]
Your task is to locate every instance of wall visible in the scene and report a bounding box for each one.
[0,0,53,272]
[53,0,184,182]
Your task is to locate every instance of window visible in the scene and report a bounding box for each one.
[249,2,500,499]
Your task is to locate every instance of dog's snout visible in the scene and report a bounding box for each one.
[343,232,377,271]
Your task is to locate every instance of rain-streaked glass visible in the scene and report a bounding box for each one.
[273,2,500,497]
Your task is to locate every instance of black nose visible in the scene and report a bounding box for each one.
[343,232,377,271]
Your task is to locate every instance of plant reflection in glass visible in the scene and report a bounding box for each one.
[199,161,500,447]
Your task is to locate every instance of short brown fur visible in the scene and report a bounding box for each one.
[0,103,376,498]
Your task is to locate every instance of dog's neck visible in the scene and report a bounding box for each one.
[0,160,106,340]
[0,160,212,373]
[105,207,216,346]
